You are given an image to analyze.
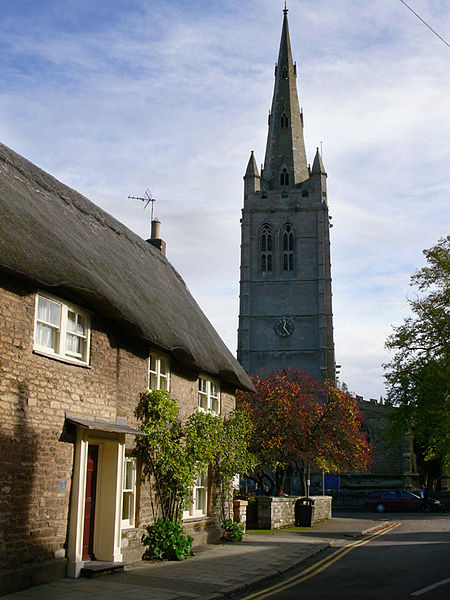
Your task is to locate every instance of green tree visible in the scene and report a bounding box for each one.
[384,236,450,487]
[237,368,372,496]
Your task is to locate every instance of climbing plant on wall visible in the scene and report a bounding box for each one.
[135,389,254,526]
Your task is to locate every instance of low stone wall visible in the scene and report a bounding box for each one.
[233,500,248,531]
[254,496,332,529]
[312,496,332,522]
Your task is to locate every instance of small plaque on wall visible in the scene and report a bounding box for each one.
[58,479,67,493]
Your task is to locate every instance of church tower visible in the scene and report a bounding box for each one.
[237,7,335,382]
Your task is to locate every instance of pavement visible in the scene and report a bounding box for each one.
[5,514,393,600]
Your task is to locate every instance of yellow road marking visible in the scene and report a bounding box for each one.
[241,522,401,600]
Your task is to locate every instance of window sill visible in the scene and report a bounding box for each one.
[33,349,91,368]
[182,515,209,523]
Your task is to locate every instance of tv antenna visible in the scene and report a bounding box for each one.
[128,189,156,234]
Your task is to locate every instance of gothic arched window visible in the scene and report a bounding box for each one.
[280,168,289,186]
[282,224,295,272]
[260,225,273,273]
[281,113,289,128]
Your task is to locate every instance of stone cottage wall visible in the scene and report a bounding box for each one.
[0,273,237,588]
[0,275,154,587]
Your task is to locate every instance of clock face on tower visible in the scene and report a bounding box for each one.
[274,317,294,337]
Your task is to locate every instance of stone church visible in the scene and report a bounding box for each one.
[237,7,419,495]
[237,7,335,383]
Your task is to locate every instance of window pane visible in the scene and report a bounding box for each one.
[67,310,77,332]
[124,460,134,490]
[160,359,168,375]
[77,314,86,335]
[66,333,77,353]
[48,299,60,325]
[159,376,167,391]
[150,373,158,389]
[38,296,60,326]
[66,333,85,357]
[122,492,131,520]
[211,397,219,414]
[37,296,48,321]
[198,393,207,410]
[36,323,56,350]
[68,311,86,335]
[195,488,205,512]
[149,355,156,372]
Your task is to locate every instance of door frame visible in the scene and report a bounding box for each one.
[67,427,125,578]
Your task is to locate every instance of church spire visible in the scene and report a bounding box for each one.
[244,150,261,194]
[262,7,309,188]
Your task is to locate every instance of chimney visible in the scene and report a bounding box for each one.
[147,218,166,256]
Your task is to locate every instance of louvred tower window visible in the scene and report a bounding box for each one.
[261,225,273,273]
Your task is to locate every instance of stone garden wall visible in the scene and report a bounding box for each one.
[252,496,332,530]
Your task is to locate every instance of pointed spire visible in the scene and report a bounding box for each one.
[262,7,309,189]
[244,151,260,194]
[244,150,260,179]
[311,147,326,174]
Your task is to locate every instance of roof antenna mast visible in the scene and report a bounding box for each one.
[128,189,156,236]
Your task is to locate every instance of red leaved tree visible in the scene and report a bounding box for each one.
[236,368,372,496]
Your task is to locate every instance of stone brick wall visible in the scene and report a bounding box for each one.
[311,496,332,523]
[233,500,248,531]
[254,496,332,529]
[0,273,237,589]
[0,275,149,583]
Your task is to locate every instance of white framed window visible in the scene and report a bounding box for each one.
[148,353,170,391]
[33,293,91,365]
[198,377,220,414]
[122,457,137,528]
[183,472,208,519]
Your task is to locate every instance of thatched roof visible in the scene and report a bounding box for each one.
[0,142,253,392]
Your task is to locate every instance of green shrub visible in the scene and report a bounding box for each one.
[222,519,245,542]
[141,519,194,561]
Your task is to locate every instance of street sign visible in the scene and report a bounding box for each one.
[324,473,340,490]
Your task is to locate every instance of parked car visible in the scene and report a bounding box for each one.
[364,490,441,513]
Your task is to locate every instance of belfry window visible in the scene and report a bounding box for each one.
[280,168,289,186]
[261,225,273,273]
[281,113,289,128]
[282,225,295,272]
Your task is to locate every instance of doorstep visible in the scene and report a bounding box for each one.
[80,561,128,578]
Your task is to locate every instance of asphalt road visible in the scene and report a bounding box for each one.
[238,513,450,600]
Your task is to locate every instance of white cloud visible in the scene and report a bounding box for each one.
[1,0,449,399]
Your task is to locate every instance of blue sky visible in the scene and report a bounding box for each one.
[1,0,449,398]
